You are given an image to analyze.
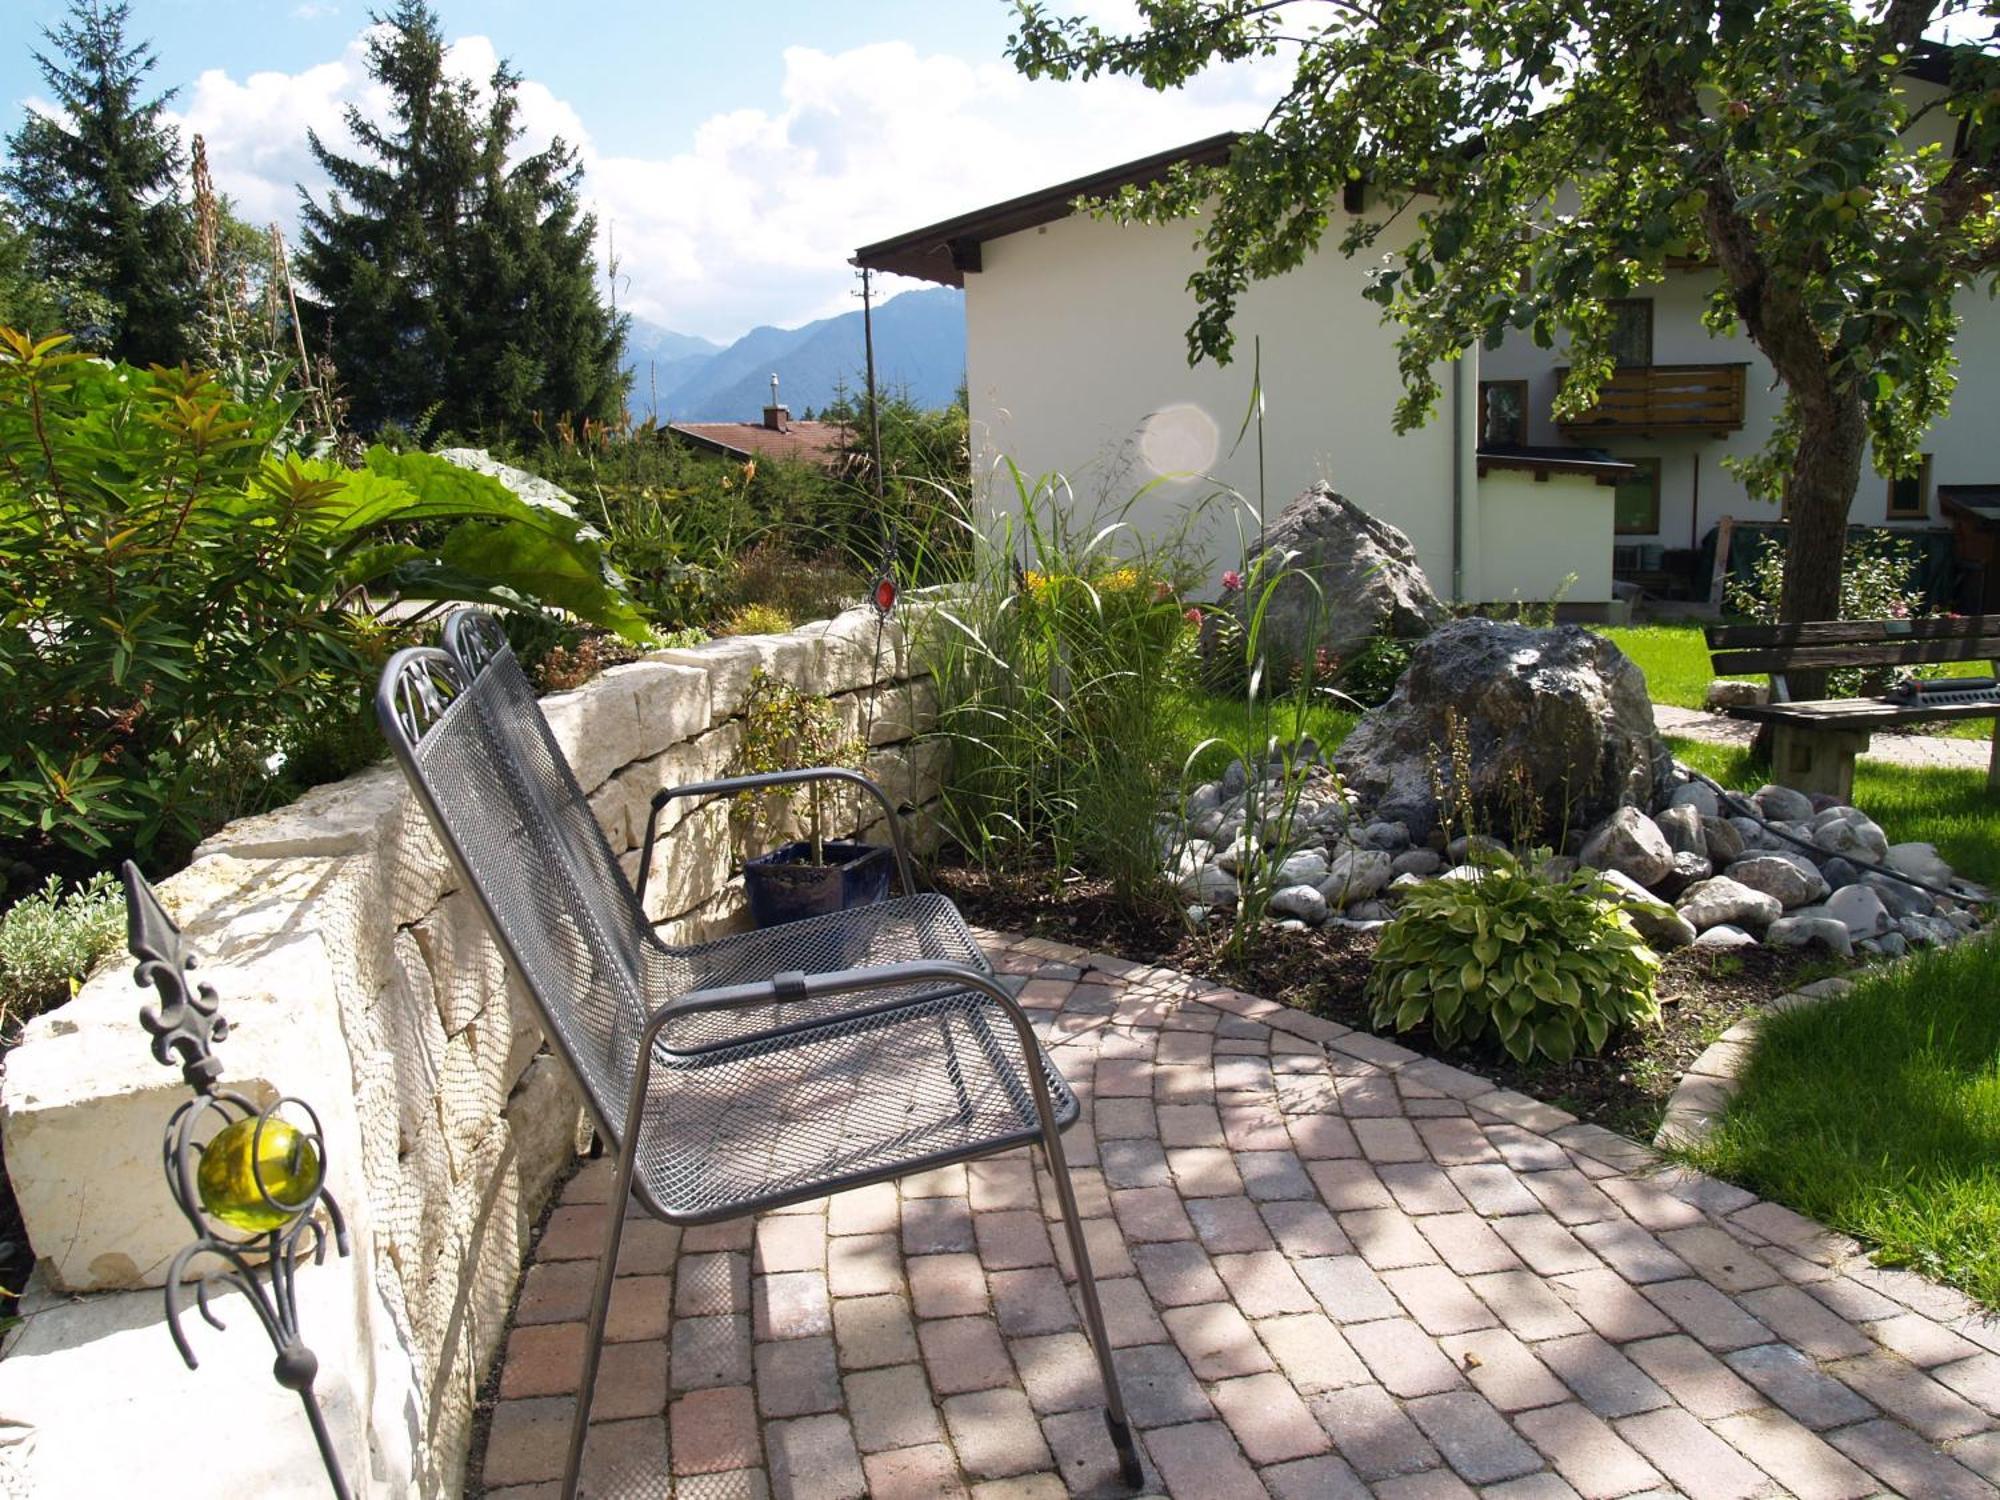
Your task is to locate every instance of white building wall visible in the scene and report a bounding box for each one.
[1475,469,1617,606]
[962,208,1469,596]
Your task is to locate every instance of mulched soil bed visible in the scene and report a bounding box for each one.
[937,863,1838,1144]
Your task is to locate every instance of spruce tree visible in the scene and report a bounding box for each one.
[1,1,194,364]
[0,219,73,335]
[298,1,625,439]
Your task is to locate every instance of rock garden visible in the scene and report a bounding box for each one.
[936,481,1995,1157]
[1168,619,1987,964]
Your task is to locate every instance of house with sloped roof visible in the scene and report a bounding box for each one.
[854,136,1628,610]
[668,377,854,472]
[856,85,1999,610]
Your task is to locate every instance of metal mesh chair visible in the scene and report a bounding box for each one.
[376,612,1142,1497]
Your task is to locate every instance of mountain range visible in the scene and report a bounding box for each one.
[623,285,966,421]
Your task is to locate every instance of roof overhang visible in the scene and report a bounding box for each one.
[852,132,1241,287]
[1477,450,1639,488]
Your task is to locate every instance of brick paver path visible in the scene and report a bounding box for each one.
[479,931,2000,1498]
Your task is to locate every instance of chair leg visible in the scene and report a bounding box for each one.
[1037,1110,1145,1490]
[561,1147,639,1499]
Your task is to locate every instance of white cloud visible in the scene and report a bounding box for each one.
[166,26,1286,342]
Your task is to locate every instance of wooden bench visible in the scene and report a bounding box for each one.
[1703,614,2000,801]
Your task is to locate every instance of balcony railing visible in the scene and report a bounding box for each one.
[1552,362,1748,437]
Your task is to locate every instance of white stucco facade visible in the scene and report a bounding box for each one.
[1479,270,2000,553]
[1474,466,1617,607]
[1478,78,1998,560]
[958,206,1615,605]
[963,207,1451,589]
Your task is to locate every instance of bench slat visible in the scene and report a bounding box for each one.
[1705,615,2000,648]
[1724,696,2000,731]
[1709,638,2000,673]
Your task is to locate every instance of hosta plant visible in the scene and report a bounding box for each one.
[1367,853,1662,1064]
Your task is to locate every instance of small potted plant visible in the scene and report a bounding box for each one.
[733,666,895,926]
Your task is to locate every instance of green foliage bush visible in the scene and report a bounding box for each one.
[1726,532,1930,695]
[720,602,795,637]
[1335,631,1417,708]
[732,667,865,860]
[0,329,643,870]
[509,386,969,646]
[0,872,123,1029]
[1367,853,1662,1063]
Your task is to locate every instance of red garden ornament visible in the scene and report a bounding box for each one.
[871,572,899,618]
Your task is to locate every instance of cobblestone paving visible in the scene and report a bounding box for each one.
[479,931,2000,1498]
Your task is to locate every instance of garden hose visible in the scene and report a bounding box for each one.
[1673,762,1981,905]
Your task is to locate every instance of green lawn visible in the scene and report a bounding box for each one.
[1678,937,2000,1309]
[1669,736,2000,889]
[1164,687,1359,783]
[1600,623,1758,710]
[1600,621,1990,737]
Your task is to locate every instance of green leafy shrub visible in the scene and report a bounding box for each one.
[1726,532,1928,695]
[1336,631,1417,708]
[732,668,865,860]
[0,873,124,1029]
[720,602,796,637]
[1367,853,1663,1063]
[0,329,645,869]
[723,541,858,626]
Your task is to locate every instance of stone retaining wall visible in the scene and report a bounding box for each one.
[0,608,942,1499]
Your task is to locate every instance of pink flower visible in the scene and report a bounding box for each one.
[1184,607,1204,626]
[1221,569,1243,592]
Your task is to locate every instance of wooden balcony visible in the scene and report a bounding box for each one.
[1552,362,1748,437]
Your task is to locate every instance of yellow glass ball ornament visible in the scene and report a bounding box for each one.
[196,1114,323,1233]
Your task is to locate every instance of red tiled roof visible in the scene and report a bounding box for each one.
[667,419,853,468]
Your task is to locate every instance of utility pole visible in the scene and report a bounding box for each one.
[861,266,885,500]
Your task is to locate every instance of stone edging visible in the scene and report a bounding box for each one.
[1653,975,1859,1150]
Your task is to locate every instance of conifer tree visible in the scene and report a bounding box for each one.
[297,1,626,439]
[1,1,195,364]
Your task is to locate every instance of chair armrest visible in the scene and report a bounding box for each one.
[633,767,916,909]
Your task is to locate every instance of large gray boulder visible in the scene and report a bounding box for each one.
[1201,484,1446,678]
[1334,619,1673,842]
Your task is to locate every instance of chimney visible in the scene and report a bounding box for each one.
[763,372,789,431]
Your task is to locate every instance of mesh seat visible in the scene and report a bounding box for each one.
[376,611,1137,1498]
[634,987,1070,1220]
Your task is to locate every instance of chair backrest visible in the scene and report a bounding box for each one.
[376,636,650,1140]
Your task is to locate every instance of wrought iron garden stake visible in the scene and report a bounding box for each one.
[121,861,354,1500]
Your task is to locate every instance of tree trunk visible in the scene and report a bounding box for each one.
[1776,385,1868,698]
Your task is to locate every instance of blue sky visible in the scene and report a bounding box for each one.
[0,1,1276,341]
[4,2,1013,162]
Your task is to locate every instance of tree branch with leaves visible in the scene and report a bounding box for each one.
[1009,0,2000,640]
